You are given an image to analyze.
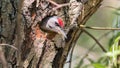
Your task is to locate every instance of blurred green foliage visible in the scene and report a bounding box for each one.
[74,5,120,68]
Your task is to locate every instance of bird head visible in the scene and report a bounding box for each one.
[47,16,67,39]
[39,16,67,40]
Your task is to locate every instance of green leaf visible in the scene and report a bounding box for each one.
[92,63,106,68]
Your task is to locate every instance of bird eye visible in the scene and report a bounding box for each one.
[48,25,53,28]
[55,22,60,26]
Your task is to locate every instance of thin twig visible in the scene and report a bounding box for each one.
[85,31,111,54]
[47,0,60,6]
[101,6,119,10]
[68,44,75,68]
[82,29,107,52]
[76,31,111,68]
[0,44,18,50]
[47,0,70,11]
[69,31,109,68]
[67,31,84,68]
[82,31,111,60]
[80,25,120,30]
[53,3,70,10]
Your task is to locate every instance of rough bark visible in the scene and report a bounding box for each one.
[0,0,103,68]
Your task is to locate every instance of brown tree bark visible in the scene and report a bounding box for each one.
[0,0,103,68]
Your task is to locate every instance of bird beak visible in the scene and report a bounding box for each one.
[55,27,67,40]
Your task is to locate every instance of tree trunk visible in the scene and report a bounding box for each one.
[0,0,103,68]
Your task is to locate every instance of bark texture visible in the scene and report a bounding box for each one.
[0,0,103,68]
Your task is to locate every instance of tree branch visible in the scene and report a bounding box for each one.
[82,29,107,52]
[76,31,111,67]
[80,25,120,30]
[0,44,18,50]
[68,43,75,68]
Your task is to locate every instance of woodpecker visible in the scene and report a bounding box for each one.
[39,16,67,40]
